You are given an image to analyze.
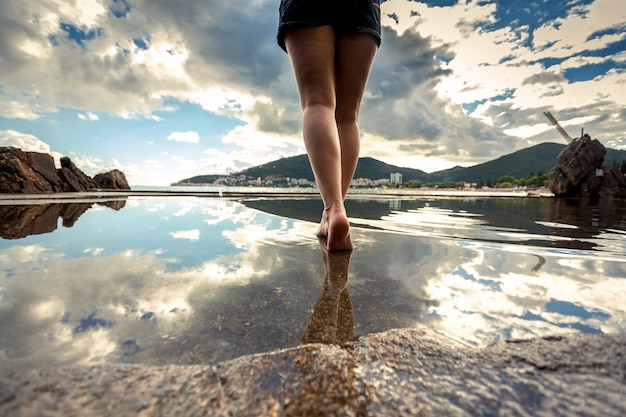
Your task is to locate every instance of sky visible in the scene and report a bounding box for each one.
[0,0,625,186]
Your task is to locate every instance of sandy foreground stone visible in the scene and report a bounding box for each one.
[1,327,624,416]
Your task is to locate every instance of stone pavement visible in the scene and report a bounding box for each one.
[1,327,625,416]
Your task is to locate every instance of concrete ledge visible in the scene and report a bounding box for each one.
[1,327,624,416]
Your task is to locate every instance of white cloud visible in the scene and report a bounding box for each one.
[67,152,103,171]
[0,130,51,153]
[221,124,303,154]
[0,96,47,120]
[78,112,99,121]
[170,229,200,241]
[167,131,200,143]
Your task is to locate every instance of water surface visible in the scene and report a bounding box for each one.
[0,195,624,377]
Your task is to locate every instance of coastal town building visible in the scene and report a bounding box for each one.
[390,172,403,184]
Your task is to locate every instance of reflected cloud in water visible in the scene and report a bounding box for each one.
[0,196,625,377]
[245,196,626,347]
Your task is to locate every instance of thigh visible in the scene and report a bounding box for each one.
[334,33,378,121]
[284,26,337,109]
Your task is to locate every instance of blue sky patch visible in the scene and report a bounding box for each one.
[486,0,595,49]
[587,36,626,59]
[564,61,619,83]
[73,312,114,333]
[463,99,487,114]
[545,298,610,320]
[133,38,149,50]
[420,0,459,6]
[60,23,103,48]
[532,56,567,70]
[140,312,155,321]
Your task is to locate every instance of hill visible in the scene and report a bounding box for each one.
[437,142,626,183]
[354,157,431,182]
[236,155,432,182]
[241,154,314,180]
[432,142,564,183]
[177,142,626,185]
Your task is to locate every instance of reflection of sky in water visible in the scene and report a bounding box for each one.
[15,199,270,265]
[0,196,625,377]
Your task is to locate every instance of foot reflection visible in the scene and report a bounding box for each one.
[301,238,354,345]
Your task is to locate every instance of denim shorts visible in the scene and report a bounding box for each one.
[277,0,381,52]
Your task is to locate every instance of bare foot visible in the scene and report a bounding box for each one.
[325,207,354,251]
[315,211,328,238]
[315,209,330,238]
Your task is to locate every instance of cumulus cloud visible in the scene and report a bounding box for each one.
[0,130,51,153]
[167,131,200,143]
[0,0,624,179]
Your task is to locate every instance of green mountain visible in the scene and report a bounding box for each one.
[354,157,430,182]
[242,154,314,180]
[240,155,431,182]
[437,142,626,183]
[177,142,626,185]
[432,142,564,182]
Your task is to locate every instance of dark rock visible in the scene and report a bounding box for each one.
[94,169,130,190]
[57,156,98,192]
[0,147,60,193]
[1,328,624,416]
[0,147,131,193]
[556,134,605,185]
[28,151,65,190]
[548,135,626,198]
[547,165,572,196]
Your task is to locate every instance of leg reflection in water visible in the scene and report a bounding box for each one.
[301,238,355,345]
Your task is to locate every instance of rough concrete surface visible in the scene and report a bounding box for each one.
[1,327,624,416]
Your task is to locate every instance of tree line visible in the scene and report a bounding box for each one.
[384,162,626,189]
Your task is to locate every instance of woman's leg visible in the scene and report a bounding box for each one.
[335,34,378,198]
[285,27,354,250]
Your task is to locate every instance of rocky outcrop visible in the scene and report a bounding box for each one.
[0,147,131,193]
[0,147,61,193]
[1,328,624,416]
[94,169,130,190]
[57,156,98,192]
[548,135,626,198]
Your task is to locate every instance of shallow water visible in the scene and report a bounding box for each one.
[0,195,625,377]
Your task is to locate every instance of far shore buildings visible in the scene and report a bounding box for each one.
[186,174,403,188]
[390,172,403,184]
[350,177,387,187]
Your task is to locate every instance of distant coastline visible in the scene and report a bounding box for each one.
[0,186,554,203]
[159,185,554,198]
